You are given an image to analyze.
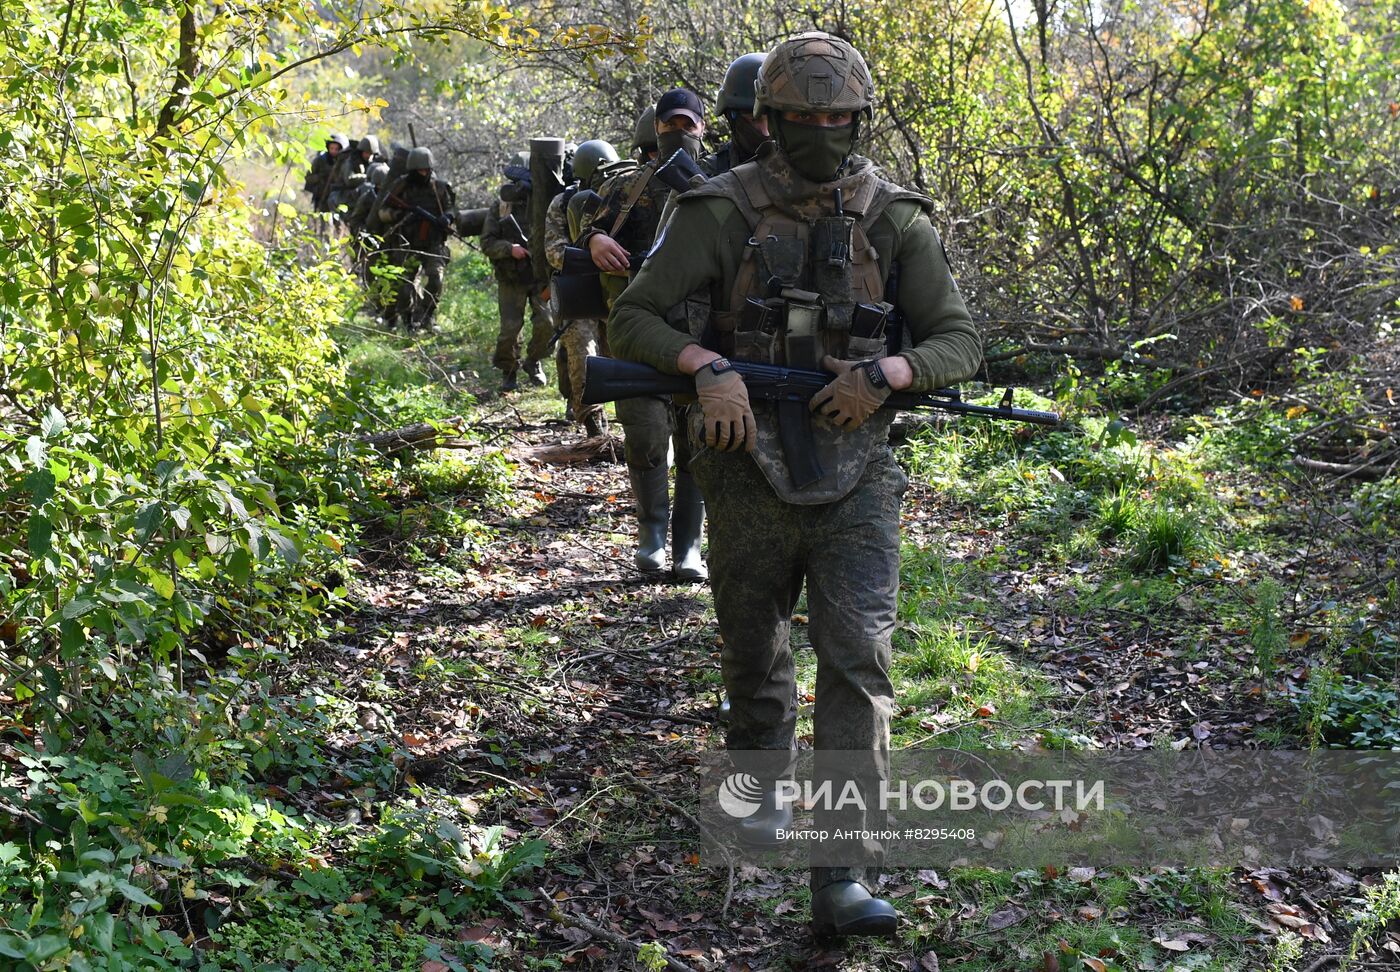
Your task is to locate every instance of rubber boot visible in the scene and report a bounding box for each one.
[670,469,707,582]
[630,465,669,573]
[811,881,898,940]
[735,782,794,849]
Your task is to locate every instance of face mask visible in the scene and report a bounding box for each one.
[656,129,703,163]
[774,117,858,183]
[729,115,769,163]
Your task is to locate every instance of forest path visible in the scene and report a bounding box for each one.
[329,295,1376,969]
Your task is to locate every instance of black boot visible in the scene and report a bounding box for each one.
[629,465,669,573]
[670,469,707,582]
[810,881,898,940]
[735,782,794,849]
[500,370,518,393]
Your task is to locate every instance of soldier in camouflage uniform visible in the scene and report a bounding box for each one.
[377,146,457,331]
[544,139,620,437]
[609,34,983,937]
[482,161,552,392]
[303,133,349,214]
[328,135,385,214]
[579,93,708,582]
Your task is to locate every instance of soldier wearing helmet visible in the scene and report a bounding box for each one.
[303,133,350,214]
[328,134,386,213]
[577,93,713,583]
[710,52,770,173]
[483,149,552,390]
[542,138,621,435]
[376,146,457,331]
[610,33,983,938]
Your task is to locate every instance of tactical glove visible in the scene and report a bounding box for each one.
[810,355,891,429]
[694,360,757,452]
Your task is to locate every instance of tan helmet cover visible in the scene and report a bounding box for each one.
[754,32,876,118]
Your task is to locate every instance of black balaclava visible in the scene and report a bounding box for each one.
[656,128,704,163]
[728,113,768,163]
[772,117,859,183]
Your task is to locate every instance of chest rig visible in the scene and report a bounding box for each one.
[681,153,925,504]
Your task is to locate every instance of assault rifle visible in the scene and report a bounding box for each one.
[582,356,1060,488]
[386,193,458,237]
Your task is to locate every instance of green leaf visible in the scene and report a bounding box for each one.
[62,597,95,619]
[86,918,114,957]
[25,469,55,504]
[57,202,89,228]
[113,879,159,908]
[41,404,67,437]
[25,435,46,468]
[151,572,175,600]
[27,514,52,557]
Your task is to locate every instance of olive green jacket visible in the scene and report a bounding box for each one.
[609,185,983,394]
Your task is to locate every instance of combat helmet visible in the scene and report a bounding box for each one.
[327,133,351,151]
[715,53,766,116]
[572,139,620,185]
[358,135,381,155]
[631,106,657,153]
[368,162,391,189]
[406,146,434,171]
[753,32,876,120]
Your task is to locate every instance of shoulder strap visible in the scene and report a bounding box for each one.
[608,164,656,237]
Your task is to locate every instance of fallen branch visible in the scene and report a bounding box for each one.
[601,705,713,727]
[358,416,466,454]
[538,888,699,972]
[529,434,623,465]
[1293,454,1395,480]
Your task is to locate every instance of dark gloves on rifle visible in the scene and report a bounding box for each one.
[694,359,756,452]
[810,355,892,429]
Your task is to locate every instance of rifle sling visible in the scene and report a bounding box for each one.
[607,164,656,239]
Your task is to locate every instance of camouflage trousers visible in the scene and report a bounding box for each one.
[616,396,690,474]
[391,242,448,329]
[491,279,554,375]
[559,319,608,430]
[689,441,906,895]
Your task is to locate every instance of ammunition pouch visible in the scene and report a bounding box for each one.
[554,244,625,320]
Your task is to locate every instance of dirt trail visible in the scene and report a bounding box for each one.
[329,397,1372,970]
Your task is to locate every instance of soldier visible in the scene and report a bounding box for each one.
[328,135,385,214]
[346,161,391,287]
[578,92,709,582]
[377,146,457,331]
[303,133,349,214]
[609,34,983,937]
[544,139,620,437]
[709,53,770,173]
[482,159,552,392]
[338,138,389,267]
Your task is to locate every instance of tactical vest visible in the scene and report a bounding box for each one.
[681,154,930,504]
